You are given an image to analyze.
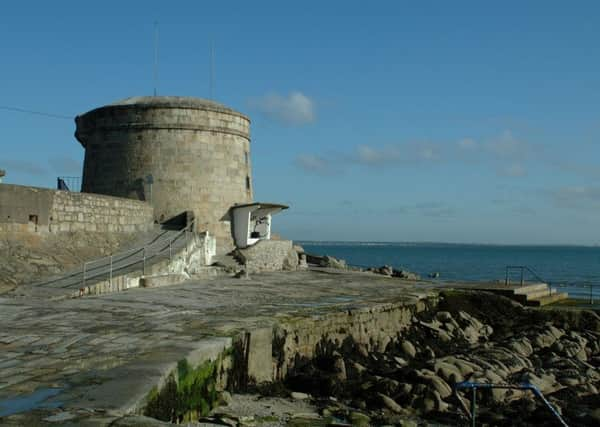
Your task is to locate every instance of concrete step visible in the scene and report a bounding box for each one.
[525,292,569,307]
[512,283,549,295]
[524,288,558,301]
[211,254,243,270]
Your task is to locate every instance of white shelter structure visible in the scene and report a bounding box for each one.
[231,202,288,248]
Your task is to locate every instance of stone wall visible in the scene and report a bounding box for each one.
[235,240,298,273]
[50,190,154,233]
[76,97,253,254]
[0,184,154,234]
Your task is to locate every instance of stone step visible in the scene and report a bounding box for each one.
[525,292,569,307]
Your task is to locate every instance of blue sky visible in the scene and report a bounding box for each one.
[1,1,599,245]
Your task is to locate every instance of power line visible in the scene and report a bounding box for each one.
[0,105,72,120]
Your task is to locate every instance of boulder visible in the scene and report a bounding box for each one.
[401,340,417,358]
[434,361,464,384]
[378,393,403,413]
[393,269,421,280]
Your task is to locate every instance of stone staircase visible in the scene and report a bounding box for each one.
[497,283,569,307]
[211,252,244,273]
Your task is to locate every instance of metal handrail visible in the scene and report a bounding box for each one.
[80,219,195,289]
[505,265,547,286]
[455,381,568,427]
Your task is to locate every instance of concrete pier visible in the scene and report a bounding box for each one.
[0,269,438,425]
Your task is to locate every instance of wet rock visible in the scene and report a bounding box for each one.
[378,393,403,413]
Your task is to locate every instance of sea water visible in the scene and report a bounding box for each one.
[299,242,600,300]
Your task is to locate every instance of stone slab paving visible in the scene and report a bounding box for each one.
[0,269,438,424]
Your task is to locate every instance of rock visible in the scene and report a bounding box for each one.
[218,390,233,405]
[233,269,249,279]
[425,374,453,399]
[321,255,346,269]
[350,361,367,376]
[349,411,371,427]
[43,412,77,423]
[401,340,417,358]
[333,356,347,381]
[377,265,394,276]
[291,391,310,400]
[532,330,558,349]
[590,408,600,423]
[297,253,308,269]
[508,338,534,357]
[435,311,453,323]
[437,330,452,343]
[422,346,436,360]
[393,269,420,280]
[434,361,464,384]
[394,356,409,367]
[356,343,369,358]
[376,378,400,395]
[378,393,403,413]
[461,326,480,344]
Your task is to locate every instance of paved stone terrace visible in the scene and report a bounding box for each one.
[0,269,438,425]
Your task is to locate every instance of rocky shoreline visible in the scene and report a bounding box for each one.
[206,291,600,426]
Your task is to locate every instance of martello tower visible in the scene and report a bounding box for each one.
[75,96,252,252]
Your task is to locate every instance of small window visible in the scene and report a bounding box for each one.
[246,176,251,191]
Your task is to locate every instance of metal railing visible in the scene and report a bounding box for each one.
[505,265,547,286]
[79,220,195,289]
[57,176,81,192]
[455,381,569,427]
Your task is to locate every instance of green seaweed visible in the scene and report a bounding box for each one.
[144,358,220,423]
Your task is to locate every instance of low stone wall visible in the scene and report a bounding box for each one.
[235,240,298,273]
[0,184,154,234]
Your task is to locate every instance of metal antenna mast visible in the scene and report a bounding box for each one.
[209,39,214,100]
[153,21,159,96]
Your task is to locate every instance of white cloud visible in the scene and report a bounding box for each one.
[295,154,331,175]
[249,91,316,125]
[354,142,438,166]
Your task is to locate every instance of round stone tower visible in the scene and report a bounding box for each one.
[75,96,252,252]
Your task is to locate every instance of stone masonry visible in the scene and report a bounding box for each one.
[75,96,253,254]
[0,184,154,234]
